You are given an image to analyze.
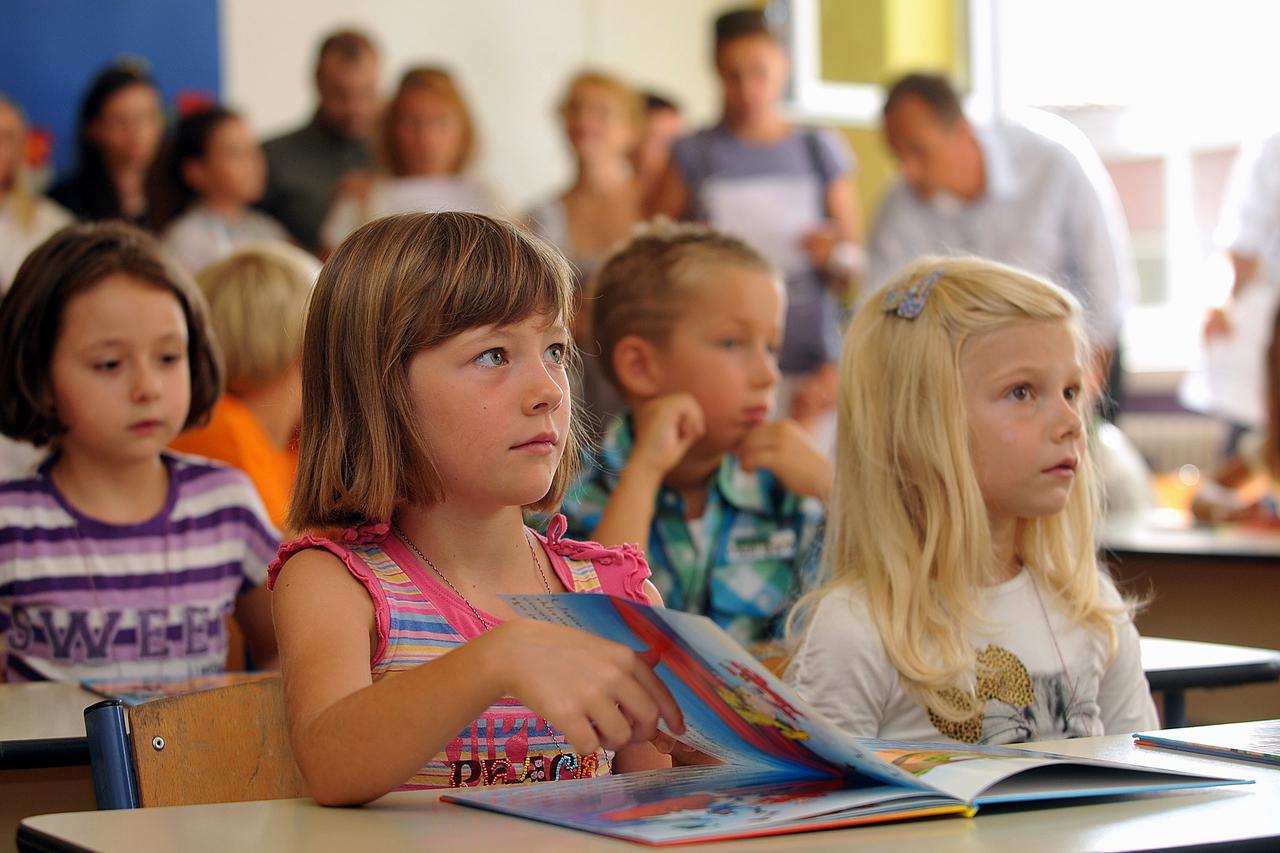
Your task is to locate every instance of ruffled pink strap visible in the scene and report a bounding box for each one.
[542,514,652,603]
[268,530,392,664]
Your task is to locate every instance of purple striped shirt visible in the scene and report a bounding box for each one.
[0,452,279,682]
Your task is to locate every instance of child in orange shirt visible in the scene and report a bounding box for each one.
[170,243,316,527]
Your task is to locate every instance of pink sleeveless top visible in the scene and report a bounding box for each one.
[267,515,652,789]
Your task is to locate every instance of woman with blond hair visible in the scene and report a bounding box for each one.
[786,257,1157,745]
[527,71,643,288]
[0,95,72,291]
[319,67,503,254]
[526,70,645,437]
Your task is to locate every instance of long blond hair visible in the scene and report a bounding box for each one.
[0,94,39,228]
[792,256,1127,722]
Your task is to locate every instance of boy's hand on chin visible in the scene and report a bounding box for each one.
[737,419,833,503]
[631,393,707,476]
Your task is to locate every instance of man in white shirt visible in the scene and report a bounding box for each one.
[868,73,1136,412]
[1210,133,1280,325]
[1200,134,1280,450]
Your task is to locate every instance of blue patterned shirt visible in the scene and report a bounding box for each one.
[557,416,825,646]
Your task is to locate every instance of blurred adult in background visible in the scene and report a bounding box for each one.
[1202,133,1280,452]
[0,94,72,292]
[632,90,683,210]
[259,29,380,254]
[1207,132,1280,339]
[650,7,861,443]
[527,71,642,291]
[1193,298,1280,525]
[868,72,1136,416]
[0,96,70,478]
[152,107,288,275]
[319,66,502,254]
[526,70,644,440]
[49,61,165,227]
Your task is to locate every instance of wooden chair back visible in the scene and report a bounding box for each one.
[125,678,308,807]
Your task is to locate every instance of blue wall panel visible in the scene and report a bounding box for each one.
[0,0,221,177]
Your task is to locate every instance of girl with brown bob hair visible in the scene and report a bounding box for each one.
[270,212,683,805]
[0,221,280,683]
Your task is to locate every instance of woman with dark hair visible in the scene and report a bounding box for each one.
[49,60,165,225]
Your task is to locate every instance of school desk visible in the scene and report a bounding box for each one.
[0,683,99,853]
[1102,518,1280,724]
[0,683,98,770]
[16,721,1280,853]
[1141,637,1280,728]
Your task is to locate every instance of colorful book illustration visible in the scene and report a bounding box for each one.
[1135,721,1280,768]
[443,594,1247,846]
[81,671,276,706]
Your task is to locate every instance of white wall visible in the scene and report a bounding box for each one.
[221,0,738,211]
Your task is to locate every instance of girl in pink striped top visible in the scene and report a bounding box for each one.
[270,212,685,805]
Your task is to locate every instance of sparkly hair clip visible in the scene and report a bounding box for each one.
[882,268,943,320]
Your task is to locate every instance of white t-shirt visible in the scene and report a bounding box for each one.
[162,203,289,276]
[0,194,73,291]
[786,569,1158,745]
[320,175,505,251]
[1218,131,1280,273]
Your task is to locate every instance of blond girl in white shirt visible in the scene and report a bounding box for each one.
[787,257,1157,745]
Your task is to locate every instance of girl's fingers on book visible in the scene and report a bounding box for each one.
[588,700,636,751]
[651,731,678,754]
[554,715,602,757]
[633,655,685,735]
[612,680,661,744]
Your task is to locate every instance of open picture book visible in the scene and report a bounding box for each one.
[441,594,1247,846]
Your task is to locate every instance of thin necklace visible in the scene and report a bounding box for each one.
[392,523,553,628]
[391,522,606,775]
[1027,570,1079,707]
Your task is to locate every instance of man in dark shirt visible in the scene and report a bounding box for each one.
[259,30,380,254]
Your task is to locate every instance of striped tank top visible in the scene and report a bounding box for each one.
[268,514,652,789]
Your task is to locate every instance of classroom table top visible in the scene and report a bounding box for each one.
[17,721,1280,853]
[1140,637,1280,691]
[1100,514,1280,559]
[0,682,98,770]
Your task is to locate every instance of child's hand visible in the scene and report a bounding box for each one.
[801,223,840,270]
[737,419,834,503]
[630,393,706,477]
[651,731,724,766]
[492,621,686,755]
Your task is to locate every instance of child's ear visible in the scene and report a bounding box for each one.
[611,334,663,399]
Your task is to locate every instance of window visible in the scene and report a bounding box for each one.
[784,0,1280,372]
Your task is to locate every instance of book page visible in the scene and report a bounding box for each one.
[445,763,963,845]
[506,594,926,789]
[865,739,1245,804]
